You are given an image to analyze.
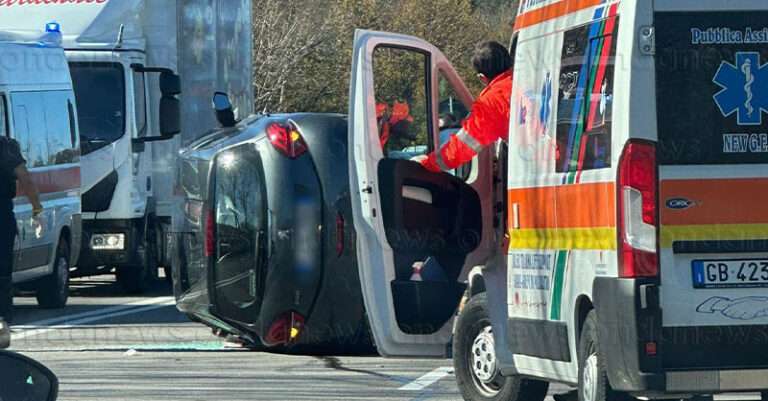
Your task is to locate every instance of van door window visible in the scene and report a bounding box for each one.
[43,91,80,165]
[438,73,472,179]
[556,16,619,174]
[132,70,148,137]
[11,92,48,168]
[69,62,126,155]
[373,47,431,159]
[0,95,7,137]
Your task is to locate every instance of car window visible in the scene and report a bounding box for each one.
[213,145,266,323]
[372,46,430,159]
[556,16,618,174]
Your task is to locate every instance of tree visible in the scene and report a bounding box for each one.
[252,0,519,114]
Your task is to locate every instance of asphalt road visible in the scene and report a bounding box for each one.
[5,275,761,400]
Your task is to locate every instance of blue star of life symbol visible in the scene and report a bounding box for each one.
[713,52,768,126]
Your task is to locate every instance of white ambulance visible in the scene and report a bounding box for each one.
[349,0,768,400]
[1,29,81,308]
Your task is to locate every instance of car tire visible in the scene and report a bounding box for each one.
[578,310,631,401]
[454,292,549,401]
[36,238,70,309]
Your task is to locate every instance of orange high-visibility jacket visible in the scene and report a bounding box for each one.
[421,69,513,172]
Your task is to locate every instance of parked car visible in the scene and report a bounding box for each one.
[172,94,374,355]
[1,29,81,308]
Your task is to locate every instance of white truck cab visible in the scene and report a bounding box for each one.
[0,0,253,293]
[1,29,81,308]
[350,1,768,400]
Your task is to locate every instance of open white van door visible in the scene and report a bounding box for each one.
[349,30,495,357]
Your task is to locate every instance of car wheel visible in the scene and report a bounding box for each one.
[578,310,630,401]
[36,238,70,309]
[454,292,549,401]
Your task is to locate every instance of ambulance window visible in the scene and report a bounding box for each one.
[44,91,79,165]
[11,92,48,168]
[437,73,472,180]
[556,17,619,173]
[372,46,430,159]
[0,95,7,138]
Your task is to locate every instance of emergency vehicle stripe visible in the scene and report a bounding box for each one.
[15,165,81,198]
[661,224,768,249]
[514,0,607,31]
[456,129,484,153]
[550,250,568,320]
[508,182,616,250]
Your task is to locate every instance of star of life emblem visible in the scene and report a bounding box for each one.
[713,52,768,126]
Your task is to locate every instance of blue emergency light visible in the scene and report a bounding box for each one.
[45,22,60,33]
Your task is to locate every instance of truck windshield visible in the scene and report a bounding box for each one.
[69,62,126,155]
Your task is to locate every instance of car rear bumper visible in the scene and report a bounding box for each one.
[594,277,768,395]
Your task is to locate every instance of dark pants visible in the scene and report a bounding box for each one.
[0,211,15,323]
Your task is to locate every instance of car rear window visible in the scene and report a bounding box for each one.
[656,12,768,165]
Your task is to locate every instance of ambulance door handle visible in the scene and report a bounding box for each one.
[513,203,520,230]
[402,185,432,204]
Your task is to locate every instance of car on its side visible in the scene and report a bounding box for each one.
[172,93,374,355]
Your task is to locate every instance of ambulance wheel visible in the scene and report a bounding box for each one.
[36,238,69,309]
[578,310,631,401]
[454,292,549,401]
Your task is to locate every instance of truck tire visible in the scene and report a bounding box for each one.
[578,310,631,401]
[454,292,549,401]
[117,237,158,294]
[36,238,70,309]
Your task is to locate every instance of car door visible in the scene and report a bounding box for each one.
[349,30,494,357]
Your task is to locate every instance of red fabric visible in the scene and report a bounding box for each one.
[422,69,513,172]
[377,102,413,149]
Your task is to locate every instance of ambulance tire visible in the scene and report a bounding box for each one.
[577,310,631,401]
[454,292,549,401]
[35,238,69,309]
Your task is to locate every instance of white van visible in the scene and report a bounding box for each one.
[349,1,768,399]
[1,29,81,309]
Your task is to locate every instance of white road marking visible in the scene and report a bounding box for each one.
[399,367,453,391]
[11,297,176,341]
[715,395,761,400]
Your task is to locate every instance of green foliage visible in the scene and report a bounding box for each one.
[253,0,519,114]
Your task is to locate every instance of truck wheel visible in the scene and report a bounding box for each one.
[36,239,70,309]
[454,292,549,401]
[164,266,172,284]
[578,310,630,401]
[117,238,158,294]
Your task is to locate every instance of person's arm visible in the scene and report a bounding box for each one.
[14,164,42,216]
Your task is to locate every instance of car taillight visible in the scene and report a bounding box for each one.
[205,210,215,258]
[263,311,306,347]
[267,121,307,159]
[336,212,344,257]
[617,140,659,278]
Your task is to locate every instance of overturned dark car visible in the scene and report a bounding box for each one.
[171,93,374,355]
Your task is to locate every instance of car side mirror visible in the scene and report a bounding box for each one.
[0,350,59,400]
[213,92,237,128]
[159,71,182,137]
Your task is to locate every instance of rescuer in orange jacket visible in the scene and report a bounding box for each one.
[421,41,513,172]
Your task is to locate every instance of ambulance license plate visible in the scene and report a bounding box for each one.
[692,259,768,289]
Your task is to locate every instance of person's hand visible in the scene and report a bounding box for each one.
[32,203,43,217]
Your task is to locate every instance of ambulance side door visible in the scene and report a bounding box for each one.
[349,30,494,357]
